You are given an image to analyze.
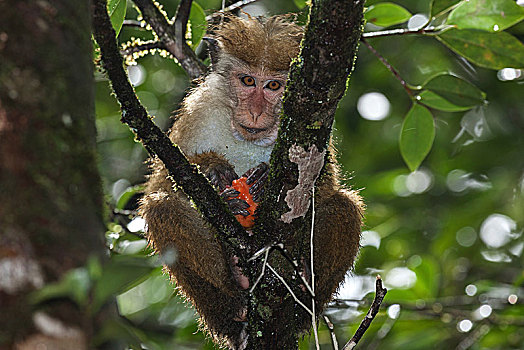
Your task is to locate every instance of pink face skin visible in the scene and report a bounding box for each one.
[230,69,287,146]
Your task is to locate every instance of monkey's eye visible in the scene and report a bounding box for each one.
[240,75,256,87]
[265,80,282,91]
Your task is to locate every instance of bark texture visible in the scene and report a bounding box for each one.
[0,0,104,347]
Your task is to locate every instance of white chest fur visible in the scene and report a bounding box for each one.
[178,107,274,175]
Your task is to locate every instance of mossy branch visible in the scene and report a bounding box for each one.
[257,0,364,247]
[247,0,365,348]
[91,0,249,257]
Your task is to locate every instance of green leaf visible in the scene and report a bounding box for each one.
[437,28,524,69]
[364,2,412,28]
[116,184,144,210]
[447,0,524,32]
[107,0,127,36]
[30,268,91,306]
[399,104,435,172]
[417,90,471,111]
[189,2,207,48]
[422,74,486,108]
[92,255,158,312]
[412,256,440,298]
[293,0,308,9]
[430,0,461,17]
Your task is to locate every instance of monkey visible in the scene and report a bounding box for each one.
[139,15,363,349]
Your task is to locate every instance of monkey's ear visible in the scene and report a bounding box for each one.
[202,37,221,68]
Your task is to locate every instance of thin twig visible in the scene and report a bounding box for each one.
[267,263,313,316]
[323,315,339,350]
[248,243,315,298]
[310,191,320,350]
[122,19,146,28]
[273,245,315,297]
[132,0,206,79]
[361,26,446,39]
[121,41,166,57]
[361,38,413,96]
[205,0,259,22]
[342,276,388,350]
[249,247,270,293]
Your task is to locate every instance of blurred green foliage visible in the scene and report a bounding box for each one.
[93,0,524,348]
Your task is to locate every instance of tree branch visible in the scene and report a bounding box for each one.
[245,0,365,347]
[257,0,364,244]
[361,26,447,39]
[132,0,206,79]
[91,0,249,258]
[361,38,414,96]
[323,315,339,350]
[342,276,388,350]
[121,40,166,57]
[205,0,259,22]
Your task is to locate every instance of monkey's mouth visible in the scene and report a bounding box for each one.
[239,124,267,134]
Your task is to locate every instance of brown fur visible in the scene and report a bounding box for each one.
[214,15,303,72]
[140,15,363,349]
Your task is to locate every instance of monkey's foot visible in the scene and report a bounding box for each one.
[233,307,248,322]
[230,256,249,290]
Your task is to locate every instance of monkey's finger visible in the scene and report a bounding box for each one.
[231,208,250,217]
[245,162,269,185]
[227,198,250,209]
[249,169,268,195]
[220,188,240,199]
[252,188,265,202]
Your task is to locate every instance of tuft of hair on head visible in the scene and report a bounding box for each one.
[212,14,304,72]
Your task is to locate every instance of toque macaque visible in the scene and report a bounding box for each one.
[140,15,363,349]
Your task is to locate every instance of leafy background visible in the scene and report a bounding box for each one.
[93,0,524,348]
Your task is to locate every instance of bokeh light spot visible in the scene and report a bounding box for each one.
[479,304,492,318]
[465,284,477,296]
[361,230,381,249]
[456,227,477,247]
[387,304,401,319]
[480,214,516,248]
[357,92,390,121]
[458,319,473,333]
[406,169,433,194]
[128,217,146,233]
[385,267,416,289]
[127,64,146,87]
[497,68,522,81]
[408,14,428,30]
[152,69,177,94]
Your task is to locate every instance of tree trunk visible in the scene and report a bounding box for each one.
[0,0,105,348]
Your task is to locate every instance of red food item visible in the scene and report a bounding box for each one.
[230,176,257,228]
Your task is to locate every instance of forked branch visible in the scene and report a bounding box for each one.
[132,0,205,79]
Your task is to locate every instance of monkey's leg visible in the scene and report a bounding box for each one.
[141,188,240,293]
[312,186,363,309]
[173,263,247,348]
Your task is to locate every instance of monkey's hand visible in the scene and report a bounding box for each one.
[191,152,239,191]
[220,187,250,217]
[243,162,269,202]
[220,163,269,228]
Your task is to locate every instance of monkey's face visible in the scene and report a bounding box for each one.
[230,69,286,147]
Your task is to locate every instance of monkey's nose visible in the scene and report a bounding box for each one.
[249,109,263,122]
